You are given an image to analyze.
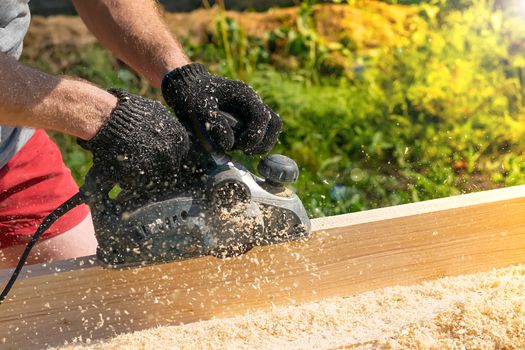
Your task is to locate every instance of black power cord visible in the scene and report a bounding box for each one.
[0,191,85,304]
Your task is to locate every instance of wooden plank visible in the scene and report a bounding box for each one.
[2,185,525,349]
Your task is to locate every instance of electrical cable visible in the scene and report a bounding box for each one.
[0,191,85,304]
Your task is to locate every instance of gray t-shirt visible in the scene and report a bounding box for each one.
[0,0,35,169]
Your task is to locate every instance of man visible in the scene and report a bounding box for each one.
[0,1,281,268]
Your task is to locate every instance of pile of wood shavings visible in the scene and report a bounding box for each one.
[56,265,525,350]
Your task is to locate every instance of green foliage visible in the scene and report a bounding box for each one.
[244,0,525,216]
[30,0,525,218]
[213,14,268,79]
[49,132,92,186]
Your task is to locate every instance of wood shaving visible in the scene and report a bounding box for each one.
[55,264,525,349]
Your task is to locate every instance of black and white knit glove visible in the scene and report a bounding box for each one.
[78,89,190,190]
[161,63,282,155]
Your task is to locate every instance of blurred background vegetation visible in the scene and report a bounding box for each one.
[22,0,525,218]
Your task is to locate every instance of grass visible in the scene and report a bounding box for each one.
[25,0,525,218]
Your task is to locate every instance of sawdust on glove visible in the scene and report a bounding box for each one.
[78,89,190,191]
[161,63,282,155]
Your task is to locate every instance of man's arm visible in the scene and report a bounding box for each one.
[0,53,116,140]
[72,0,190,88]
[73,0,282,154]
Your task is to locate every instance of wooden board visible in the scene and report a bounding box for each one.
[2,186,525,349]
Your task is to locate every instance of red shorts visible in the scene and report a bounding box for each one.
[0,129,90,248]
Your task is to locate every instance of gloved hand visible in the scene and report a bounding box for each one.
[161,63,282,155]
[78,88,190,190]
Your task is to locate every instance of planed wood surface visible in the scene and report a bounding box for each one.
[2,186,525,349]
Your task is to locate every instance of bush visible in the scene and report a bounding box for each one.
[25,0,525,217]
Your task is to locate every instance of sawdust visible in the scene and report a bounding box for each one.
[208,199,259,258]
[55,264,525,349]
[206,180,306,257]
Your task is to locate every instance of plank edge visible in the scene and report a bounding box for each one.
[2,185,525,281]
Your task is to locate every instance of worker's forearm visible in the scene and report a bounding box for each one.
[73,0,190,88]
[0,53,116,140]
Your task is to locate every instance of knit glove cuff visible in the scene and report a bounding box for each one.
[165,63,208,81]
[78,89,146,152]
[78,88,190,190]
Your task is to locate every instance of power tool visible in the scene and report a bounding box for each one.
[0,112,310,301]
[86,113,311,267]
